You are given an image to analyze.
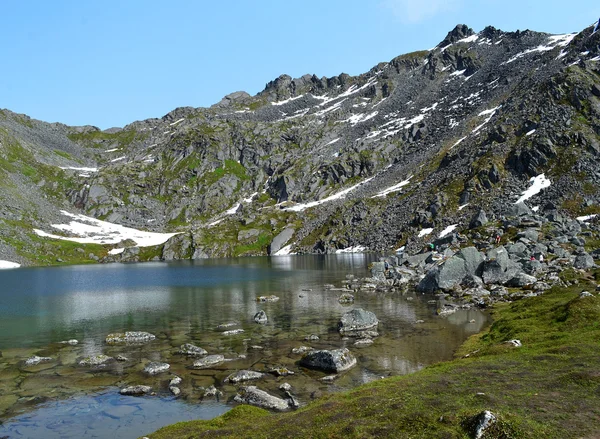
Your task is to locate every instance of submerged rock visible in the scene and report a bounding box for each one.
[216,322,239,330]
[203,385,222,398]
[143,362,170,375]
[234,386,290,411]
[193,354,225,369]
[79,354,113,367]
[299,348,357,372]
[224,370,264,384]
[338,308,379,334]
[254,310,268,324]
[291,346,313,355]
[106,331,156,345]
[222,329,245,335]
[178,343,208,357]
[120,385,152,396]
[269,366,295,376]
[338,293,355,303]
[24,355,53,366]
[60,339,79,345]
[256,295,280,302]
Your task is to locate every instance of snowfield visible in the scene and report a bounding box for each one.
[34,211,179,246]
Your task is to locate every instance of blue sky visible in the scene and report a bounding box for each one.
[1,0,598,129]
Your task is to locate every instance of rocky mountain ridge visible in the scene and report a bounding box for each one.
[1,21,600,266]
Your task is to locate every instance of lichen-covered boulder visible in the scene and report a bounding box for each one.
[143,362,170,375]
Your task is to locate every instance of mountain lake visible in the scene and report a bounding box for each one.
[0,254,488,438]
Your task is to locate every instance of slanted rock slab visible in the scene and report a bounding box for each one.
[234,386,290,411]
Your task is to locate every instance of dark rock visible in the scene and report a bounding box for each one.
[299,348,357,372]
[469,210,488,229]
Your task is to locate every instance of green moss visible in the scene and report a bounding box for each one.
[150,278,600,438]
[53,149,73,160]
[67,129,144,149]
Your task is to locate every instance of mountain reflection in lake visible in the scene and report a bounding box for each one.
[0,255,489,438]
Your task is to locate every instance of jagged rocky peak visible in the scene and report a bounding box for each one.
[213,91,252,108]
[260,72,356,102]
[438,24,475,48]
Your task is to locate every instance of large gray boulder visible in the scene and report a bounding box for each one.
[508,242,528,258]
[417,256,468,292]
[457,247,484,277]
[574,253,595,269]
[234,386,290,411]
[507,202,532,217]
[483,246,518,284]
[299,348,357,372]
[339,309,379,333]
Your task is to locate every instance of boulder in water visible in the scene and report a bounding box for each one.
[299,348,357,372]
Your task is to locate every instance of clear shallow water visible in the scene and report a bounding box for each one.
[0,255,488,438]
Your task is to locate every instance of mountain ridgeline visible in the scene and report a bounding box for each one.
[1,23,600,265]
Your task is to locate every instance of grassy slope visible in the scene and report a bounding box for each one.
[148,271,600,439]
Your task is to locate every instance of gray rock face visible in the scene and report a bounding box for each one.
[269,227,295,255]
[120,385,152,396]
[574,253,595,269]
[469,210,488,228]
[417,255,468,292]
[338,308,379,333]
[24,355,53,366]
[105,331,155,345]
[508,242,528,257]
[143,362,170,375]
[254,310,268,324]
[299,348,357,372]
[518,228,539,242]
[79,354,113,367]
[193,354,225,369]
[234,386,290,411]
[225,370,264,384]
[178,343,208,357]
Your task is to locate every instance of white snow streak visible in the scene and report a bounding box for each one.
[577,214,597,222]
[503,33,577,64]
[372,177,411,198]
[439,224,458,238]
[284,177,374,212]
[418,228,434,238]
[60,166,99,173]
[271,95,305,106]
[335,246,366,254]
[169,118,185,126]
[325,138,340,146]
[274,244,294,256]
[515,174,551,204]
